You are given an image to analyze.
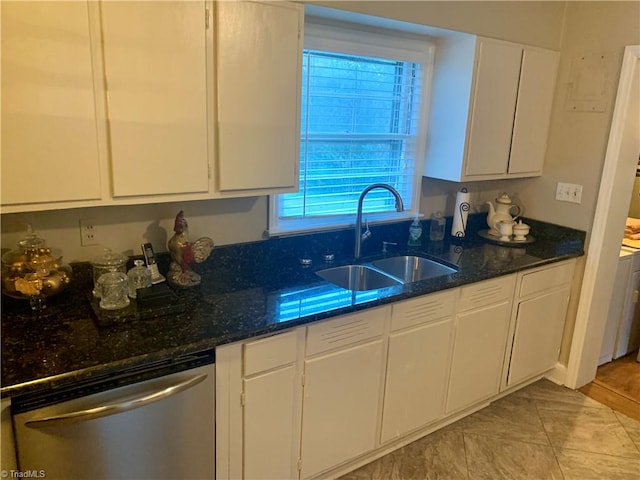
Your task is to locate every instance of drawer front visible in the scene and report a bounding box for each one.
[306,307,388,356]
[244,330,298,376]
[458,275,515,312]
[519,261,575,298]
[391,289,457,332]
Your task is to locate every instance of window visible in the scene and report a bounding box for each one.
[269,19,432,234]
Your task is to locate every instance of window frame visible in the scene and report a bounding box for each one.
[268,19,435,236]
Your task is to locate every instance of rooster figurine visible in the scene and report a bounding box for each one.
[167,211,214,287]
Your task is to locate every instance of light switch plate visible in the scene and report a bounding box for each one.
[556,182,583,204]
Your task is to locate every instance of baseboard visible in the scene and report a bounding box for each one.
[544,362,567,386]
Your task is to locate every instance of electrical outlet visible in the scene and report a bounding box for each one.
[79,218,100,246]
[555,182,583,204]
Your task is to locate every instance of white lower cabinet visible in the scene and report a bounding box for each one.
[243,366,300,480]
[300,308,388,478]
[446,276,516,413]
[381,291,456,443]
[300,339,384,478]
[216,328,304,480]
[216,265,578,479]
[503,260,575,388]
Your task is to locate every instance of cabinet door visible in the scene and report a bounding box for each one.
[508,48,559,175]
[301,340,384,479]
[507,287,570,386]
[1,1,102,206]
[100,1,210,197]
[382,318,453,443]
[244,366,300,480]
[465,39,522,177]
[446,300,512,413]
[216,1,302,192]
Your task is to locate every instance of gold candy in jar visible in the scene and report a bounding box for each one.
[1,228,72,302]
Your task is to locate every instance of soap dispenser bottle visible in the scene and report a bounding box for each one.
[408,216,423,246]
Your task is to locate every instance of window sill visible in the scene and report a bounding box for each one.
[266,211,420,237]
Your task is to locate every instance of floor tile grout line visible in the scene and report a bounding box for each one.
[613,415,640,455]
[460,431,471,480]
[550,444,640,460]
[573,388,640,456]
[534,398,567,480]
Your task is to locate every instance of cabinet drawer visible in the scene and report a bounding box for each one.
[519,261,574,298]
[458,275,515,312]
[391,289,457,332]
[306,307,388,356]
[244,330,298,376]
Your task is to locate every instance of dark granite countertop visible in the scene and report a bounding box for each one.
[1,216,585,398]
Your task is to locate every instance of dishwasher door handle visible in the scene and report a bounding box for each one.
[25,372,208,429]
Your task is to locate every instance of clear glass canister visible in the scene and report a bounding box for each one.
[127,260,152,298]
[97,271,130,310]
[90,250,128,298]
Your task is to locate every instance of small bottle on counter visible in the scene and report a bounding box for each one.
[408,216,423,246]
[127,260,152,299]
[429,212,446,241]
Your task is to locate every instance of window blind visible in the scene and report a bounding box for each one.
[280,49,423,221]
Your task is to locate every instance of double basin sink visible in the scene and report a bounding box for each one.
[316,255,456,291]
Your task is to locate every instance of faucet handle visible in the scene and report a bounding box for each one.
[361,220,372,241]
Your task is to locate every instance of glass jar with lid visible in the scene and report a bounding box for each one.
[90,249,128,298]
[127,260,152,298]
[1,227,72,310]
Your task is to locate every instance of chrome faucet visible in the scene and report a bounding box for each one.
[354,184,404,260]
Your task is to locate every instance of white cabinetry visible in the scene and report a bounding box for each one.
[1,1,103,207]
[300,308,388,479]
[99,1,211,198]
[381,291,455,443]
[503,260,575,388]
[424,36,558,182]
[215,0,302,195]
[1,0,302,213]
[216,328,305,480]
[446,275,516,413]
[216,265,577,479]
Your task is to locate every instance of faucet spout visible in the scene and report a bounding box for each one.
[355,184,404,260]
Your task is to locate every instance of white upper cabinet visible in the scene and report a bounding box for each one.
[99,1,210,198]
[508,48,560,175]
[215,0,302,194]
[2,0,303,213]
[424,35,559,182]
[1,1,103,208]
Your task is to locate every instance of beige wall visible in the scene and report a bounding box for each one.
[309,1,567,49]
[1,197,267,263]
[515,1,640,234]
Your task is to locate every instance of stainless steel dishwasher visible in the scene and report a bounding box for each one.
[12,350,215,480]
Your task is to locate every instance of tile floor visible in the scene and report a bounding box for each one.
[340,379,640,480]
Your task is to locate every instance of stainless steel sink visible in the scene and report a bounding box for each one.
[316,265,402,291]
[372,255,456,283]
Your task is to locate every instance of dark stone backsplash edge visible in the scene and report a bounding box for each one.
[1,215,585,398]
